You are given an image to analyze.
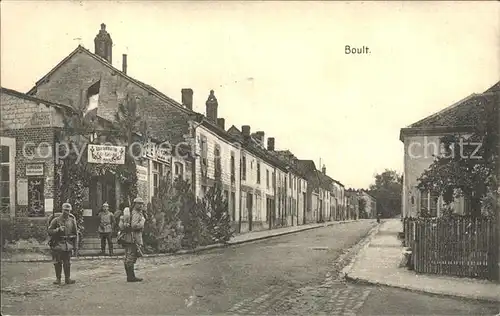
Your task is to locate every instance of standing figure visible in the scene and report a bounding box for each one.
[48,203,78,285]
[119,197,145,282]
[113,202,128,235]
[98,202,115,256]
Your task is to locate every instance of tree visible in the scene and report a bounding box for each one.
[417,92,498,217]
[368,169,403,218]
[200,185,234,244]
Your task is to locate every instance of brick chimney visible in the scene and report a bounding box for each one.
[217,118,225,130]
[206,90,218,123]
[256,131,265,148]
[94,23,113,63]
[241,125,251,139]
[122,54,127,74]
[267,137,275,151]
[181,88,193,110]
[322,165,326,174]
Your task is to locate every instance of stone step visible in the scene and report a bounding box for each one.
[77,249,125,256]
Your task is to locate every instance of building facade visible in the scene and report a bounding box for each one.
[399,81,499,218]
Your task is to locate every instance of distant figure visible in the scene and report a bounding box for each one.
[377,212,381,223]
[48,203,78,285]
[98,202,115,256]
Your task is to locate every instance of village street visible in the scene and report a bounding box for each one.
[2,220,498,316]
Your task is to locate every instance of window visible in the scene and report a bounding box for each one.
[241,156,247,181]
[223,190,229,212]
[86,80,100,113]
[419,190,430,217]
[174,162,184,179]
[214,145,221,180]
[152,161,167,197]
[266,169,270,188]
[230,153,235,183]
[200,135,208,178]
[272,172,275,188]
[430,191,439,217]
[289,175,292,188]
[419,190,439,217]
[257,162,261,184]
[0,145,11,215]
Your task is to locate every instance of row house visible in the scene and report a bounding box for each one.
[227,125,290,232]
[2,23,353,241]
[270,149,308,226]
[345,189,360,220]
[295,160,331,223]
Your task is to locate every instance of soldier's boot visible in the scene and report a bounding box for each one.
[109,243,113,256]
[53,263,62,285]
[126,263,142,282]
[63,263,76,285]
[100,239,106,255]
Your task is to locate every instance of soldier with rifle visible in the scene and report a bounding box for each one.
[48,202,78,285]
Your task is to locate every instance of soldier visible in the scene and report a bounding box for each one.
[98,202,115,256]
[118,197,145,282]
[48,202,78,285]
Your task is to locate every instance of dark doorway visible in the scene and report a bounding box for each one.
[247,192,253,231]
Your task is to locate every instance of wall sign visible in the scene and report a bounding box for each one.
[88,144,125,164]
[17,178,28,206]
[26,163,44,176]
[136,165,148,182]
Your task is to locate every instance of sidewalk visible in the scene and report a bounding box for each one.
[1,219,358,263]
[342,219,500,303]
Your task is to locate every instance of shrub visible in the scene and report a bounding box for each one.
[3,238,49,254]
[143,178,186,253]
[200,185,235,244]
[1,219,13,251]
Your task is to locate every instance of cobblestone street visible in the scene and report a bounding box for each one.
[2,221,499,315]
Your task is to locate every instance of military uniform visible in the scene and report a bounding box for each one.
[118,197,145,282]
[48,203,78,285]
[98,202,115,255]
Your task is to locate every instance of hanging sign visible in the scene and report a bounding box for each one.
[88,144,125,164]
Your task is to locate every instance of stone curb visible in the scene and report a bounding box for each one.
[344,274,500,303]
[341,221,500,304]
[1,220,360,263]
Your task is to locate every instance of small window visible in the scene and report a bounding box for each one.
[241,156,247,181]
[230,153,235,183]
[174,162,184,179]
[266,169,270,188]
[256,162,261,184]
[86,80,100,113]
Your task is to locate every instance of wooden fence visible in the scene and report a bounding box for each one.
[403,217,498,281]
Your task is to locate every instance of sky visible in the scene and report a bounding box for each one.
[1,1,499,189]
